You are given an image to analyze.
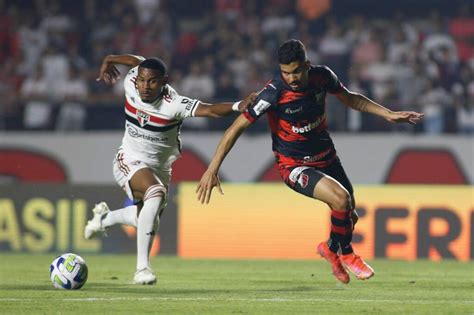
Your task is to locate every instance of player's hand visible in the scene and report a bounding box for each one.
[237,92,258,112]
[96,62,121,85]
[196,170,224,204]
[386,111,424,125]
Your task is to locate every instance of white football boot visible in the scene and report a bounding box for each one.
[133,267,157,285]
[84,202,110,239]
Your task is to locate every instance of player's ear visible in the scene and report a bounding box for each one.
[161,75,168,84]
[304,60,310,69]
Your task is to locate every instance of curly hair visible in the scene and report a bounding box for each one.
[139,58,167,76]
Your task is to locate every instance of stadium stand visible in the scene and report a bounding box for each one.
[0,0,472,133]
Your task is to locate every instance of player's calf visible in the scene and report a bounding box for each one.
[351,209,359,228]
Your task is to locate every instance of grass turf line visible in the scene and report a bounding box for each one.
[0,254,472,314]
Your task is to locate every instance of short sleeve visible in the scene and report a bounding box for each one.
[316,66,343,94]
[123,66,139,96]
[244,81,279,123]
[174,94,201,119]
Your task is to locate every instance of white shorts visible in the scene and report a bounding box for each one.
[113,149,172,202]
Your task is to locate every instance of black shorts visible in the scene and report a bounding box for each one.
[281,157,354,199]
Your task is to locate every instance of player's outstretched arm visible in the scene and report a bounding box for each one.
[336,87,424,125]
[194,93,257,118]
[96,54,145,85]
[196,115,251,204]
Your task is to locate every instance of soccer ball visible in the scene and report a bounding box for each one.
[49,253,88,290]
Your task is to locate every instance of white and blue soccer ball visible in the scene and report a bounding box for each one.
[49,253,88,290]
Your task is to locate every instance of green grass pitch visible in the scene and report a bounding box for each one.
[0,254,472,314]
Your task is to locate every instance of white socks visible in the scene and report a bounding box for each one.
[102,205,138,228]
[136,185,165,271]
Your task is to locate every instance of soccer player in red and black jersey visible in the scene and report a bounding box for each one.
[196,39,424,283]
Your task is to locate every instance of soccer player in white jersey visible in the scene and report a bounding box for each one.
[84,54,256,285]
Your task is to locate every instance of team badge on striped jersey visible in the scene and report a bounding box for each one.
[298,173,309,188]
[137,110,150,127]
[289,166,311,188]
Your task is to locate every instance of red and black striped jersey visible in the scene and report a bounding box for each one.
[243,65,344,168]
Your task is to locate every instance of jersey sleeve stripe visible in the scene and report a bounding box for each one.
[243,111,257,123]
[190,100,199,117]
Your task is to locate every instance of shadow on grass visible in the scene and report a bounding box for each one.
[0,283,235,295]
[0,282,343,296]
[0,285,52,291]
[87,284,339,295]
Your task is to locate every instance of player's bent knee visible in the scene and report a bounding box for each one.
[144,184,167,201]
[330,188,351,211]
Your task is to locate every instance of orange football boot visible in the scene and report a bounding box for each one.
[340,253,374,280]
[317,242,350,284]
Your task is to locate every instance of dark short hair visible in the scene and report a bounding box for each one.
[139,58,167,76]
[277,39,307,64]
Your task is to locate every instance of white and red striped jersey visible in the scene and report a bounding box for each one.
[120,66,200,168]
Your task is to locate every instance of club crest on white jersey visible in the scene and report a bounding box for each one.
[137,110,150,127]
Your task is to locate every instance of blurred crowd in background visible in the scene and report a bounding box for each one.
[0,0,473,133]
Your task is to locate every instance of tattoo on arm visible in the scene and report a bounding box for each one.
[353,93,368,112]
